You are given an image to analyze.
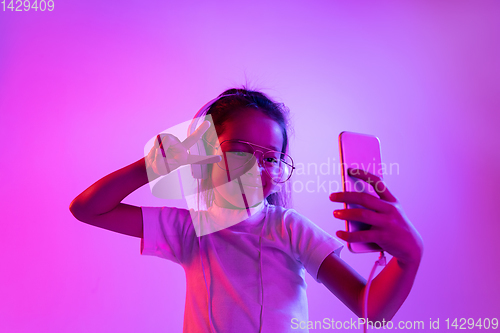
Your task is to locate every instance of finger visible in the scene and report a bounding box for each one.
[157,134,182,150]
[336,230,379,244]
[182,121,211,149]
[153,143,174,174]
[348,168,397,202]
[186,154,222,165]
[333,208,386,227]
[330,191,393,213]
[156,135,167,157]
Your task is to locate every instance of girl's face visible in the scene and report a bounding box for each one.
[210,108,284,209]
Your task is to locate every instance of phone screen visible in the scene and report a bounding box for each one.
[338,131,383,253]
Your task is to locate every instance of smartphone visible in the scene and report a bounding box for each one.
[338,131,383,253]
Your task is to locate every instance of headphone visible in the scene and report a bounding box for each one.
[187,96,223,180]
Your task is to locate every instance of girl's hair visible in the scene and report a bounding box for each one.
[200,87,293,208]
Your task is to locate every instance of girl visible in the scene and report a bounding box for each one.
[70,88,423,332]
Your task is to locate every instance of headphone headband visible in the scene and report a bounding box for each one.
[188,93,244,179]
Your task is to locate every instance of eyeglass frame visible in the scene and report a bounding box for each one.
[203,138,296,183]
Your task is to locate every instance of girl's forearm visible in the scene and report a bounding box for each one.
[364,256,421,322]
[70,158,154,219]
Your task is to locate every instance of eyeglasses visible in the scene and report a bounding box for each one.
[207,139,295,183]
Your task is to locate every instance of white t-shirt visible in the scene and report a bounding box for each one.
[141,202,343,332]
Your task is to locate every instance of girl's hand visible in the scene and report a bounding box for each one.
[330,169,423,267]
[146,121,221,176]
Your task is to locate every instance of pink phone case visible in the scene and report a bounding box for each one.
[339,131,383,253]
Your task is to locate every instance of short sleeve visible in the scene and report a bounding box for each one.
[140,206,195,264]
[284,209,343,282]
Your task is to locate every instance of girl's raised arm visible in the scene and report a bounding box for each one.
[69,157,151,238]
[319,169,423,322]
[69,121,220,238]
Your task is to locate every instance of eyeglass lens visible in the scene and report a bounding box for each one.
[216,141,293,183]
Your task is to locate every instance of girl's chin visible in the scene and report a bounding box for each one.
[213,180,273,209]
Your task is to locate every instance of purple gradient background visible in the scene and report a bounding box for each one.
[1,1,499,332]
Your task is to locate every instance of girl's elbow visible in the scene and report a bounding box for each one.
[69,198,89,222]
[69,199,79,217]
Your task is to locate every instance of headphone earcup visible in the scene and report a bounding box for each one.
[188,94,237,180]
